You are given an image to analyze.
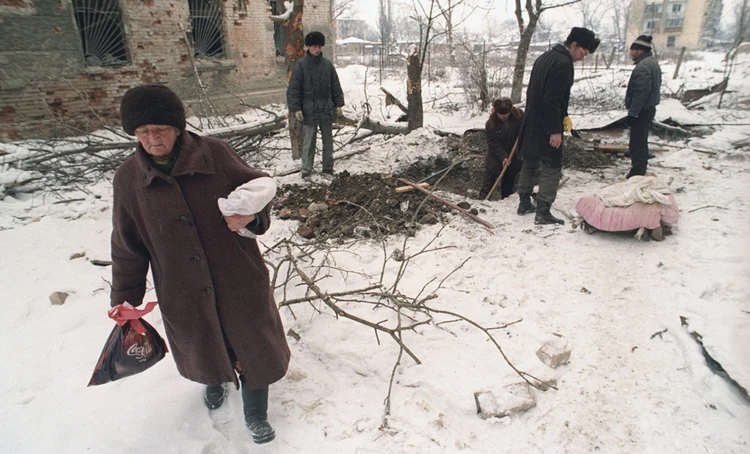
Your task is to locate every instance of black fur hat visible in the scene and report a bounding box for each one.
[305,31,326,47]
[631,35,653,52]
[566,27,600,53]
[120,84,186,136]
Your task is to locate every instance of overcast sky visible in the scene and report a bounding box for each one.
[345,0,742,38]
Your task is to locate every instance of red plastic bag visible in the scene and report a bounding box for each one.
[88,301,169,386]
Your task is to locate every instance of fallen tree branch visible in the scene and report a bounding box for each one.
[285,242,425,364]
[396,178,494,230]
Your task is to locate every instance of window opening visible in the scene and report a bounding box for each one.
[667,36,676,47]
[270,0,286,57]
[188,0,226,58]
[72,0,129,67]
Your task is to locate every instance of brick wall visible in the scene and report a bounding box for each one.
[0,0,332,140]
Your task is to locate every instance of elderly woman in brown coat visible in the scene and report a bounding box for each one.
[479,97,524,200]
[111,85,290,445]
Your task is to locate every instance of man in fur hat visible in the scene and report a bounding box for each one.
[286,31,345,179]
[625,35,661,178]
[111,84,290,445]
[516,27,600,225]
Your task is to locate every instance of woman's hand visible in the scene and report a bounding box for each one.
[225,214,256,232]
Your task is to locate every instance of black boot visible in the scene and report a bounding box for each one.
[534,201,565,225]
[241,381,275,444]
[204,383,227,410]
[517,193,536,215]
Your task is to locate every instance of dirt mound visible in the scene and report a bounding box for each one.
[274,171,460,240]
[275,132,613,240]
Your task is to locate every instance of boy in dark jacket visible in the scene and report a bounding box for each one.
[286,31,345,179]
[625,35,662,178]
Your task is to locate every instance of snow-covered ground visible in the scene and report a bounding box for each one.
[1,51,749,453]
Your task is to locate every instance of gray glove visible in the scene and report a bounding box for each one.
[294,111,304,121]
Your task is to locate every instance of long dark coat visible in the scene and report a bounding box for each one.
[286,52,345,125]
[517,44,574,168]
[110,131,290,389]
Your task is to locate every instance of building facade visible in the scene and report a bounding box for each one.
[627,0,723,51]
[0,0,333,140]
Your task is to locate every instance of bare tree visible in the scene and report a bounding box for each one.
[406,0,477,131]
[577,0,607,32]
[270,0,306,160]
[609,0,630,52]
[510,0,580,103]
[719,0,750,107]
[333,0,356,20]
[378,0,395,61]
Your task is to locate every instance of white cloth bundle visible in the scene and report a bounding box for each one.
[595,175,672,207]
[217,177,277,238]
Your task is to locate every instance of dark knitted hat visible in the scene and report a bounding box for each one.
[566,27,600,53]
[120,84,186,136]
[305,31,326,47]
[631,35,653,51]
[493,97,513,114]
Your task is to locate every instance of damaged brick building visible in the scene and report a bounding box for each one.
[0,0,334,140]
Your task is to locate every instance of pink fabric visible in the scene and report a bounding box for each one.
[576,194,679,232]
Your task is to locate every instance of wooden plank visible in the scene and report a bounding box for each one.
[395,182,429,193]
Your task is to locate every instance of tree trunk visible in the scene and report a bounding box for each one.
[282,0,305,160]
[407,47,423,131]
[510,20,538,104]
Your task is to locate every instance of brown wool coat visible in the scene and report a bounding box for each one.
[110,131,290,389]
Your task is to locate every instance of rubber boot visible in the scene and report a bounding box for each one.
[517,193,536,215]
[204,383,227,410]
[241,381,275,444]
[534,201,565,225]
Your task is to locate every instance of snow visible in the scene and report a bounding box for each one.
[1,51,750,453]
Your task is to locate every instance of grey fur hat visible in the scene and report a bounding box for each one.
[120,84,186,136]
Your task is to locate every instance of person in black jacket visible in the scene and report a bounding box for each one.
[479,97,524,200]
[286,31,345,179]
[625,35,661,178]
[516,27,599,225]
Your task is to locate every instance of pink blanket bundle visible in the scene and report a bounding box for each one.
[575,194,680,232]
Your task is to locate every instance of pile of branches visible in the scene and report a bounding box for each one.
[265,170,554,428]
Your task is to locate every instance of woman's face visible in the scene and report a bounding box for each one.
[496,111,510,121]
[134,125,180,158]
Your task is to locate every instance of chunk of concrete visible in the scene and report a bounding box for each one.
[536,341,571,369]
[50,291,69,306]
[474,383,536,419]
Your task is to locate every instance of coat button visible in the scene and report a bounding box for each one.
[166,178,173,184]
[179,215,188,222]
[193,254,201,261]
[204,286,212,294]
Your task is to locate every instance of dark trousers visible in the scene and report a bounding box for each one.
[517,158,561,205]
[479,156,521,199]
[628,107,656,178]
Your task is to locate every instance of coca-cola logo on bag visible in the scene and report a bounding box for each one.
[126,339,153,362]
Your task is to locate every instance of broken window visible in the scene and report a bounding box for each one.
[188,0,226,58]
[72,0,129,67]
[270,0,286,57]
